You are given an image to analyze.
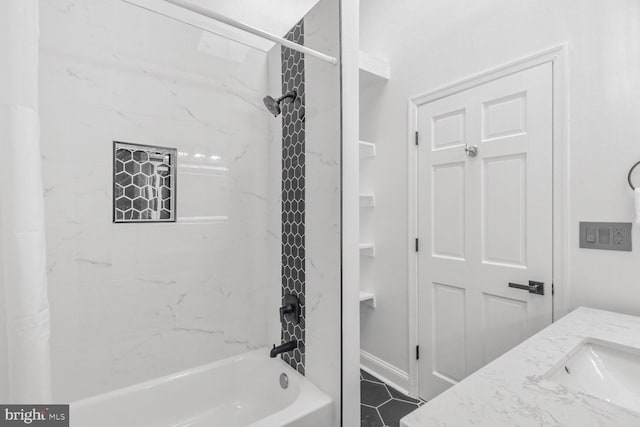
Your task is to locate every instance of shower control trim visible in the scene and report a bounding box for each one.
[279,294,300,325]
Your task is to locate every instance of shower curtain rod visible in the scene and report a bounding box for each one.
[122,0,339,65]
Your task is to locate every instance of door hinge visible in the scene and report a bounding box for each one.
[415,131,419,146]
[552,283,555,296]
[416,345,420,360]
[415,238,419,252]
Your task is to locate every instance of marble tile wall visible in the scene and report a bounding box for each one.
[39,0,278,402]
[280,20,307,375]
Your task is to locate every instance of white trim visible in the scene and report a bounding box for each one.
[406,101,419,397]
[360,350,410,395]
[406,44,569,397]
[551,46,571,321]
[340,0,361,424]
[410,45,567,105]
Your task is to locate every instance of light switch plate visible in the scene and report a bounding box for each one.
[579,222,632,251]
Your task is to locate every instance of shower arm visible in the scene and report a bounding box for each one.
[121,0,339,66]
[277,92,296,103]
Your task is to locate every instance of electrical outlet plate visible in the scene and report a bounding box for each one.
[579,222,632,252]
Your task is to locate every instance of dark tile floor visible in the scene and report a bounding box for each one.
[361,369,426,427]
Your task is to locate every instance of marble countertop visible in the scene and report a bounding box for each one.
[401,307,640,426]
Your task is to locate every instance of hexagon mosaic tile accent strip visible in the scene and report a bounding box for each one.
[360,370,426,427]
[280,20,306,375]
[113,141,176,223]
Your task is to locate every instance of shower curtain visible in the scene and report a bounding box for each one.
[0,0,52,403]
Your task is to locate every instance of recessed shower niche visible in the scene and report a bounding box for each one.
[113,141,177,223]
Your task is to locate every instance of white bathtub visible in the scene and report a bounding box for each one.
[70,349,333,427]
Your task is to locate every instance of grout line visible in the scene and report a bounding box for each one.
[375,407,384,425]
[378,397,393,407]
[360,370,426,426]
[393,398,422,406]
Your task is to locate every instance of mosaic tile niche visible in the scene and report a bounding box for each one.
[280,20,306,375]
[113,141,177,223]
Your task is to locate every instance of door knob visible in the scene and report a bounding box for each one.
[464,144,478,157]
[508,281,544,295]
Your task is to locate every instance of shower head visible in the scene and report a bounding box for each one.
[263,95,282,116]
[263,90,297,117]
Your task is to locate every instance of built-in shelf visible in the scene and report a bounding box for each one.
[359,140,376,158]
[359,50,390,87]
[359,291,376,308]
[359,243,376,257]
[359,193,376,208]
[359,51,385,318]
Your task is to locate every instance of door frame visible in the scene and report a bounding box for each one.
[406,45,569,397]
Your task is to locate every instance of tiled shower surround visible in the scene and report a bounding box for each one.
[39,0,273,401]
[38,0,340,406]
[280,20,306,374]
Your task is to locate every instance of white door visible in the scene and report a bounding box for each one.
[417,63,553,400]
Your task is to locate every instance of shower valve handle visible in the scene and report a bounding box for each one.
[279,294,300,325]
[280,304,295,323]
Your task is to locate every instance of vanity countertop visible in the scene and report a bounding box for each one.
[401,307,640,426]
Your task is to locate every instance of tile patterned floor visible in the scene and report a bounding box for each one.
[360,369,426,427]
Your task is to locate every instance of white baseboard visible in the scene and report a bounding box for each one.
[360,349,410,394]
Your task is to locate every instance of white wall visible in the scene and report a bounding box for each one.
[40,0,277,402]
[360,0,640,376]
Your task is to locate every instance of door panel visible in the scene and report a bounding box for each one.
[481,293,527,363]
[482,153,527,267]
[482,91,527,141]
[432,283,467,383]
[432,163,466,260]
[432,109,466,149]
[417,62,553,400]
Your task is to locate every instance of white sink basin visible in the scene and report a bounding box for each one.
[545,338,640,413]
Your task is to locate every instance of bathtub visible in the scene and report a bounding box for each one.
[70,348,333,427]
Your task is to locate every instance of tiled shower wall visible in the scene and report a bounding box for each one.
[280,21,306,374]
[39,0,272,401]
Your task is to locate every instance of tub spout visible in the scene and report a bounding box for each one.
[270,340,298,358]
